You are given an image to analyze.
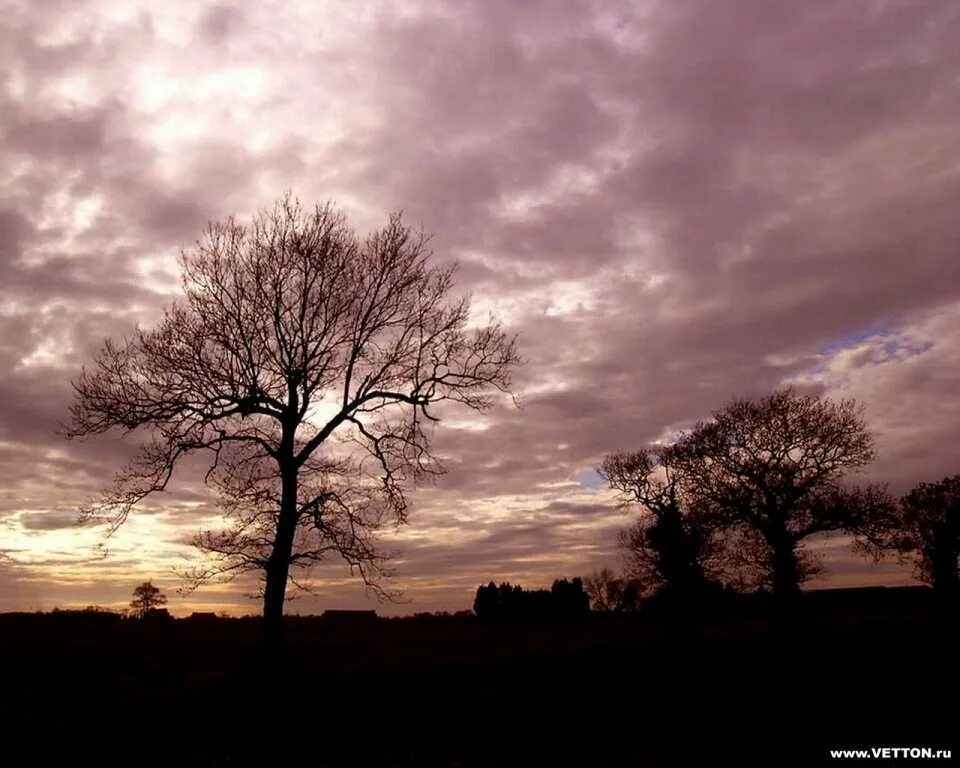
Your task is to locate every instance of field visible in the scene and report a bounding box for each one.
[1,589,956,767]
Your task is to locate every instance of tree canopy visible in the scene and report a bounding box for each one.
[667,389,885,598]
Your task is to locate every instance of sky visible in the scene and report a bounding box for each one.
[2,0,959,616]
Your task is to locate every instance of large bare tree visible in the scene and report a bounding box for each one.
[668,390,886,600]
[65,194,519,639]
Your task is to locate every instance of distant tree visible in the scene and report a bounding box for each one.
[858,475,960,595]
[669,389,885,601]
[598,448,726,601]
[583,568,641,612]
[473,580,588,620]
[550,577,590,617]
[130,582,167,619]
[474,581,500,618]
[65,194,519,644]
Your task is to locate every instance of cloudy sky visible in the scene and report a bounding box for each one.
[2,0,959,615]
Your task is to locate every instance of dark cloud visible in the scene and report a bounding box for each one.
[17,510,81,532]
[197,5,243,43]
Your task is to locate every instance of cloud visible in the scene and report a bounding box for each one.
[1,0,959,612]
[18,510,82,531]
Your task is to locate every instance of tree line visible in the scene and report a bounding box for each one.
[473,578,590,620]
[586,389,959,611]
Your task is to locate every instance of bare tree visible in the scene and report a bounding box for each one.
[668,389,883,601]
[598,447,726,601]
[858,474,960,594]
[130,581,167,618]
[66,194,519,641]
[582,567,641,612]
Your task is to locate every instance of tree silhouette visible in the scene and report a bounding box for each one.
[473,581,502,618]
[669,389,883,601]
[858,474,960,595]
[583,568,641,612]
[550,577,590,617]
[130,582,167,618]
[598,447,725,602]
[66,194,519,642]
[473,579,589,620]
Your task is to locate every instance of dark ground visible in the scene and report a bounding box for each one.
[0,587,956,767]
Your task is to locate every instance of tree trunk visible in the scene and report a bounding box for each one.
[930,549,960,595]
[262,462,299,649]
[770,535,801,603]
